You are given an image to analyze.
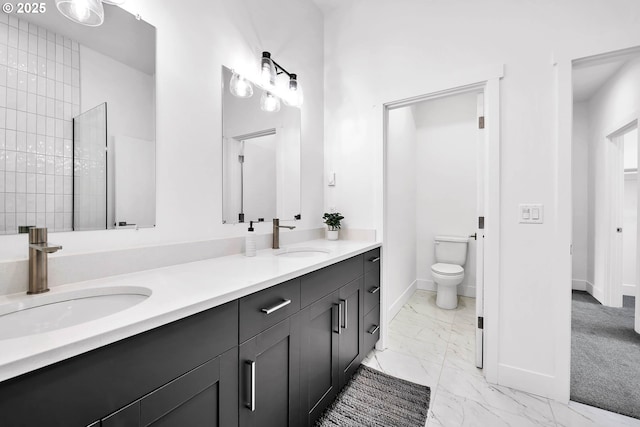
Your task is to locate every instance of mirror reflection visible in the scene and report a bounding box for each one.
[222,66,301,224]
[0,2,156,234]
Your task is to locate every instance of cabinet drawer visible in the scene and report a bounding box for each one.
[301,255,363,307]
[364,305,380,354]
[364,268,380,315]
[240,278,301,343]
[363,248,381,273]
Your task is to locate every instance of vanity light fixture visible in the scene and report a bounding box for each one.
[229,72,254,98]
[260,51,303,108]
[56,0,126,27]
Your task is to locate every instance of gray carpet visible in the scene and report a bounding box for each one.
[316,365,431,426]
[571,291,640,419]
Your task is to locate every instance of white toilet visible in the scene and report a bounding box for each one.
[431,235,468,310]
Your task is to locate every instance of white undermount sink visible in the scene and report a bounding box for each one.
[0,286,151,340]
[275,247,331,258]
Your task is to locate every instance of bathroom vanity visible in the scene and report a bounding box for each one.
[0,243,381,427]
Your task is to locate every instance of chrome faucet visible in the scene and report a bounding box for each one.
[272,218,296,249]
[28,228,62,294]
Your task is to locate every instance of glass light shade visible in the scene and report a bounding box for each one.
[283,75,303,107]
[260,91,281,113]
[229,72,253,98]
[56,0,104,26]
[102,0,126,4]
[261,53,276,88]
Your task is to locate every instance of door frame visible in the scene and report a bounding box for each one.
[602,121,638,307]
[556,44,640,402]
[380,71,502,383]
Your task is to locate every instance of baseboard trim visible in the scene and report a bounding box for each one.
[623,283,636,297]
[585,281,604,303]
[572,279,587,291]
[498,363,559,400]
[388,280,417,321]
[417,279,476,298]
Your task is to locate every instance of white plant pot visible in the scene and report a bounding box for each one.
[327,229,339,241]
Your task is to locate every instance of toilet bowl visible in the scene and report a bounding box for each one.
[431,263,464,310]
[431,235,468,310]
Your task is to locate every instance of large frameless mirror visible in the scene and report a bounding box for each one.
[221,65,301,224]
[0,1,156,234]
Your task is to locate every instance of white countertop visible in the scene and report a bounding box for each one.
[0,239,380,383]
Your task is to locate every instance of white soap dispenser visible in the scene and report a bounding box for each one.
[245,221,256,257]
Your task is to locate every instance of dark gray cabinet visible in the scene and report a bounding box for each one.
[338,277,364,386]
[0,301,238,427]
[298,250,381,427]
[239,315,301,427]
[0,247,381,427]
[101,347,238,427]
[299,291,341,426]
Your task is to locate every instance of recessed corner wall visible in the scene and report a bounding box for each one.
[414,93,478,298]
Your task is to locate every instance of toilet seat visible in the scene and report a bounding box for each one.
[431,263,463,276]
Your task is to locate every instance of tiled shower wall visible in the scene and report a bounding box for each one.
[0,14,80,234]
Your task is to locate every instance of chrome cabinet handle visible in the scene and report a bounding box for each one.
[261,299,292,315]
[369,256,381,263]
[336,303,342,334]
[369,286,380,294]
[340,299,348,330]
[246,360,256,411]
[368,325,380,335]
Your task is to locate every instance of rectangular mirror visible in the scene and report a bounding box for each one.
[0,2,156,235]
[222,65,300,224]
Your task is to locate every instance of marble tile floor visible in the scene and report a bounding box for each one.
[362,290,640,427]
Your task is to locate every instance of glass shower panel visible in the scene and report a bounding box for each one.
[73,103,107,231]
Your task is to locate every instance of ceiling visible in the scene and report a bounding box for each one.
[572,59,629,102]
[572,47,640,102]
[20,0,155,75]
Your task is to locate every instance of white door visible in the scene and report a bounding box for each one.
[475,92,486,369]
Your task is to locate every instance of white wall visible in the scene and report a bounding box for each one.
[414,93,477,297]
[386,107,417,318]
[0,0,324,260]
[587,58,640,304]
[323,0,640,400]
[572,102,590,290]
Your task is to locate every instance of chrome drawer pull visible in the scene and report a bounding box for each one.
[246,360,256,411]
[369,286,380,294]
[261,299,292,315]
[369,256,381,263]
[368,325,380,335]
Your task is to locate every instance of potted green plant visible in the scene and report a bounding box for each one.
[322,212,344,240]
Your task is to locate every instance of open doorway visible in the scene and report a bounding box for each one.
[371,74,501,391]
[570,48,640,419]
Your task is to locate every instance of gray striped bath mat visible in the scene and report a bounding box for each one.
[316,365,431,426]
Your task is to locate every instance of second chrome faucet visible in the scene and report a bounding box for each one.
[272,218,295,249]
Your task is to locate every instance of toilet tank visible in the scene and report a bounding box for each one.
[434,236,468,265]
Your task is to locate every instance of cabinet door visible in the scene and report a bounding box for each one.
[338,277,364,387]
[299,291,340,427]
[102,347,238,427]
[239,315,301,427]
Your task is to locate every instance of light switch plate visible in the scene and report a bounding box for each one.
[519,204,544,224]
[328,172,336,186]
